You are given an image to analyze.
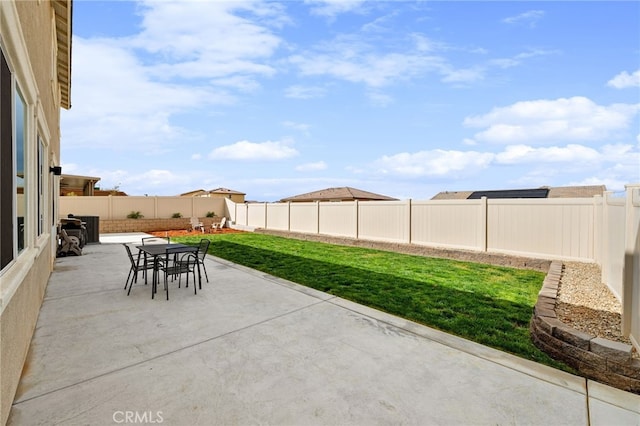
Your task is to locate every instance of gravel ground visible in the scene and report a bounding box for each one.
[556,261,633,347]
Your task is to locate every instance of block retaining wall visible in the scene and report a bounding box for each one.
[99,217,221,234]
[530,261,640,394]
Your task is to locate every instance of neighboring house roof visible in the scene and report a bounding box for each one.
[431,185,606,200]
[546,185,606,198]
[94,189,128,196]
[430,191,473,200]
[60,174,100,196]
[210,187,246,196]
[180,187,246,197]
[468,188,549,199]
[281,187,398,202]
[180,189,208,197]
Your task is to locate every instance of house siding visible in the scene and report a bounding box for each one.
[0,1,69,424]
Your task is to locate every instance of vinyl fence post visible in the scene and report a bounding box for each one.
[622,184,640,336]
[407,199,412,245]
[355,200,359,240]
[480,196,488,252]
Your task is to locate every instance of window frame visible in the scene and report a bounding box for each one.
[1,45,15,270]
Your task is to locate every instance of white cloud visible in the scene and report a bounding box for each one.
[295,161,328,172]
[288,32,452,88]
[502,10,545,27]
[209,139,299,160]
[367,91,394,107]
[373,150,494,177]
[495,144,600,164]
[367,142,639,185]
[282,121,311,135]
[464,97,640,144]
[607,70,640,89]
[440,67,485,84]
[133,1,284,80]
[290,51,441,88]
[490,49,559,69]
[191,153,202,160]
[61,2,290,153]
[304,0,366,18]
[284,85,327,99]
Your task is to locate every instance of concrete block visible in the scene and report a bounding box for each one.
[590,338,633,364]
[552,324,593,350]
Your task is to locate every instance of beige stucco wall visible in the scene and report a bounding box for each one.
[60,196,227,220]
[1,1,65,424]
[1,249,50,423]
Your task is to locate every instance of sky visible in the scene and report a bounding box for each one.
[61,0,640,201]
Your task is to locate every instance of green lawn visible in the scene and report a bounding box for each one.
[174,232,570,371]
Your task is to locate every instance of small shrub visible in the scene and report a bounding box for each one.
[172,212,182,218]
[127,211,144,219]
[206,211,216,218]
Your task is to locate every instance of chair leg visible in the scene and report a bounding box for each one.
[125,268,133,289]
[200,260,209,283]
[163,271,169,300]
[126,268,137,296]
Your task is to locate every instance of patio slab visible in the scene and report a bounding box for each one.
[8,238,640,425]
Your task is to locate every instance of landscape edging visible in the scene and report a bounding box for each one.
[530,261,640,394]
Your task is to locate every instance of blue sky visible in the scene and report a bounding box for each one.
[61,0,640,201]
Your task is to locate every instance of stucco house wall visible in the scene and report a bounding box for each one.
[0,1,71,424]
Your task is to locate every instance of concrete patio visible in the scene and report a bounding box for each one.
[8,233,640,425]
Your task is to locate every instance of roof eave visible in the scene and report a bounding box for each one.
[53,0,72,110]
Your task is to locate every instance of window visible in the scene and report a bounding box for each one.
[1,48,13,269]
[16,86,26,253]
[0,46,30,270]
[38,136,44,235]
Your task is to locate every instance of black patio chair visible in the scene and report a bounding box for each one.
[176,239,210,283]
[158,247,200,300]
[140,236,170,277]
[123,244,156,296]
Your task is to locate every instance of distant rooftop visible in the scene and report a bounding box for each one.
[281,187,398,202]
[180,187,246,197]
[431,185,606,200]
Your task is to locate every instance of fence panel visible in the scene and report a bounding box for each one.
[411,200,485,250]
[194,198,225,219]
[235,203,248,226]
[487,198,595,261]
[602,195,625,299]
[156,197,192,219]
[112,196,156,219]
[266,203,289,231]
[318,202,357,238]
[289,203,319,234]
[358,200,410,243]
[247,203,267,228]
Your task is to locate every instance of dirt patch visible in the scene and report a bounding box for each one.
[255,229,552,272]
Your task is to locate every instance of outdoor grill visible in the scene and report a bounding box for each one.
[60,216,88,248]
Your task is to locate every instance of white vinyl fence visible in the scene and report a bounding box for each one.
[231,197,607,261]
[228,185,640,349]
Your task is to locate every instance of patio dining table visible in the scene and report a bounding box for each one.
[135,243,200,299]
